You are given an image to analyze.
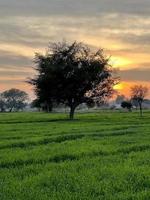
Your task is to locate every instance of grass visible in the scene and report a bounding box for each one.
[0,110,150,200]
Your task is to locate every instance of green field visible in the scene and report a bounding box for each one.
[0,111,150,200]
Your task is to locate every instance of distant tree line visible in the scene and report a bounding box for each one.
[0,88,28,112]
[29,41,118,119]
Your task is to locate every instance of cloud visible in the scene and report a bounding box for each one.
[0,0,150,17]
[0,50,32,68]
[119,68,150,82]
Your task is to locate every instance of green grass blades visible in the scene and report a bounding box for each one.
[0,111,150,200]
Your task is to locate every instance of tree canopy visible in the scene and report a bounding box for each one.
[0,88,28,112]
[30,41,117,119]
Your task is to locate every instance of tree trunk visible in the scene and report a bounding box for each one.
[45,103,52,113]
[47,105,52,113]
[9,108,13,112]
[69,105,76,120]
[139,103,142,117]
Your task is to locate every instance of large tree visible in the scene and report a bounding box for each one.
[30,41,117,119]
[131,85,149,116]
[1,88,29,112]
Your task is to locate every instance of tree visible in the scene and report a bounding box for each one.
[121,101,132,112]
[31,98,52,112]
[131,85,149,116]
[0,94,6,112]
[31,99,42,111]
[1,88,29,112]
[30,41,117,119]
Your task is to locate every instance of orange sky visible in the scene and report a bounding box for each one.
[114,81,150,98]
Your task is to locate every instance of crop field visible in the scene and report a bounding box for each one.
[0,111,150,200]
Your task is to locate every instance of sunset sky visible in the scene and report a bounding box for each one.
[0,0,150,98]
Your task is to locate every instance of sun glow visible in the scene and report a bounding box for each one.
[110,56,133,69]
[114,83,124,91]
[113,81,150,98]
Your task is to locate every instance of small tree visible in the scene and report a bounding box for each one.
[30,41,117,119]
[0,94,6,112]
[131,85,149,116]
[1,88,29,112]
[31,98,53,112]
[31,99,42,111]
[121,101,132,112]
